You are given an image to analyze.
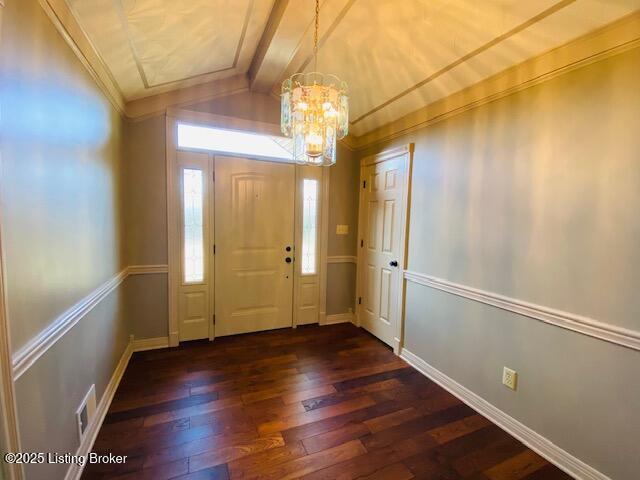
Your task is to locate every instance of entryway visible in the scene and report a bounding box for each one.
[167,111,327,344]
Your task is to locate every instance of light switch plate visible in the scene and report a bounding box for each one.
[336,224,349,235]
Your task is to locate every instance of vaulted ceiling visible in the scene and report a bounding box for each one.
[65,0,640,136]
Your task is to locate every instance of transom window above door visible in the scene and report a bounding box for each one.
[177,123,293,162]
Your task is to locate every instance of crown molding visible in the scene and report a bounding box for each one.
[351,11,640,150]
[125,74,250,121]
[38,0,125,115]
[38,0,252,121]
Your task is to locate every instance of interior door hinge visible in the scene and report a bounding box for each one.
[213,314,216,325]
[360,239,364,247]
[212,170,215,182]
[362,180,366,189]
[358,297,362,305]
[213,244,216,255]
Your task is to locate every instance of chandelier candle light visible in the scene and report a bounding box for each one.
[281,0,348,166]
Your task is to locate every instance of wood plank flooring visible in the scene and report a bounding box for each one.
[83,323,572,480]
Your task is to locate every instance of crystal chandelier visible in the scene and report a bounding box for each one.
[280,0,348,166]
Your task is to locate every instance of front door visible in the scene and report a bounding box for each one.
[214,156,295,336]
[360,155,405,347]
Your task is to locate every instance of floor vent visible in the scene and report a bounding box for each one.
[76,384,97,441]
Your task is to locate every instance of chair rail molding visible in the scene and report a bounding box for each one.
[403,270,640,351]
[400,348,610,480]
[327,255,357,264]
[11,264,169,379]
[128,264,169,275]
[12,269,129,380]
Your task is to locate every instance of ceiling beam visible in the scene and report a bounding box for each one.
[248,0,317,92]
[266,0,356,97]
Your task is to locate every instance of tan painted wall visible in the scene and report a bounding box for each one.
[123,115,167,266]
[186,90,281,124]
[0,0,128,478]
[327,143,359,315]
[122,114,168,340]
[125,95,361,337]
[359,47,640,479]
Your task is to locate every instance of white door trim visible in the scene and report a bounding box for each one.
[318,166,330,325]
[355,144,414,354]
[166,110,330,344]
[166,115,180,346]
[0,4,26,476]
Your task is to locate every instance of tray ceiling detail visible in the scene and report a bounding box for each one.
[62,0,639,135]
[68,0,274,99]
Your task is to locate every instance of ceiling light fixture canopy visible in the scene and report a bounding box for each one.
[281,0,348,166]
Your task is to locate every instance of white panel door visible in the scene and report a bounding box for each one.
[177,151,212,341]
[360,156,404,346]
[215,156,295,336]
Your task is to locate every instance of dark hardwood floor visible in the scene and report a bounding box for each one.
[83,323,572,480]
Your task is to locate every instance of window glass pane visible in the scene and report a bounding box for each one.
[183,168,204,283]
[301,179,318,275]
[177,123,293,161]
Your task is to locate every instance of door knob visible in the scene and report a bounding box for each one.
[285,257,292,263]
[389,260,398,267]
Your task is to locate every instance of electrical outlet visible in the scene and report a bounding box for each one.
[502,367,517,390]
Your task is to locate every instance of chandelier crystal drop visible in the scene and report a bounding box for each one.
[280,0,348,166]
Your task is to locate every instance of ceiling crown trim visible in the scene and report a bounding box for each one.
[350,0,577,126]
[38,0,126,114]
[351,10,640,150]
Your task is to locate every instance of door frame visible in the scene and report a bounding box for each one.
[355,144,414,354]
[166,108,330,346]
[0,3,26,478]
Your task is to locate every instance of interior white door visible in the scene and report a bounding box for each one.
[177,151,212,341]
[360,156,405,347]
[214,156,295,336]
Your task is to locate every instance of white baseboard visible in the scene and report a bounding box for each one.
[325,312,355,325]
[400,348,610,480]
[132,336,169,352]
[65,339,133,480]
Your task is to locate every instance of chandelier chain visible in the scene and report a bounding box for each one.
[314,0,319,71]
[280,0,348,166]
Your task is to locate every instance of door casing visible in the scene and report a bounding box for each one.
[355,144,414,354]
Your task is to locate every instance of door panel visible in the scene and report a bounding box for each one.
[177,151,212,341]
[360,156,404,346]
[215,156,295,336]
